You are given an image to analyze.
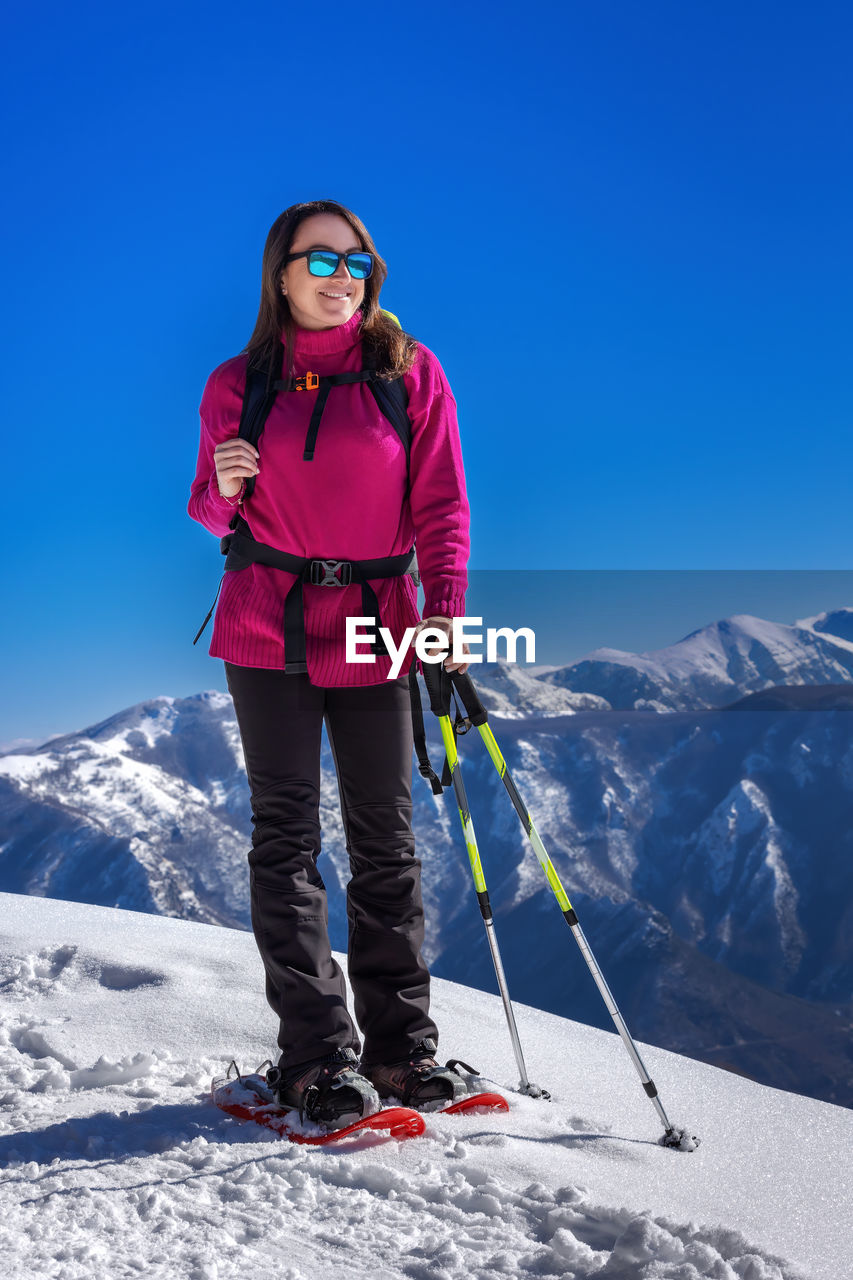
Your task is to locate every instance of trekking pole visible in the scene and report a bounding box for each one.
[444,668,699,1150]
[420,658,549,1099]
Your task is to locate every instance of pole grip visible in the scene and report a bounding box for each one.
[449,671,489,725]
[420,657,453,716]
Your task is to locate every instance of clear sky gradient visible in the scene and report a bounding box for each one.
[3,1,852,742]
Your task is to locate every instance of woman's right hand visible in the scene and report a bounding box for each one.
[214,438,260,497]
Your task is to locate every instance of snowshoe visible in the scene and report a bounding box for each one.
[361,1038,475,1111]
[265,1047,380,1130]
[211,1064,425,1145]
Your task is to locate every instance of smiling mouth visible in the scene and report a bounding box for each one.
[318,291,351,299]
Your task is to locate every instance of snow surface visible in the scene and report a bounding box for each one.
[0,893,849,1280]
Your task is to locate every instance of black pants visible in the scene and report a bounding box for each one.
[225,662,437,1071]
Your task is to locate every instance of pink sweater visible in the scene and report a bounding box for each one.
[188,310,470,685]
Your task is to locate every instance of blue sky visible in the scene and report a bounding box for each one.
[3,1,853,742]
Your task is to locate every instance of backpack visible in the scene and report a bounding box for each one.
[193,309,446,794]
[233,308,412,514]
[194,310,419,671]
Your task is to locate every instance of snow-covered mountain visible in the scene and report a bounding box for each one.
[455,662,609,719]
[1,893,848,1280]
[540,608,853,710]
[0,692,249,926]
[2,608,852,1111]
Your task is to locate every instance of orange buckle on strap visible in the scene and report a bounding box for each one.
[294,372,320,391]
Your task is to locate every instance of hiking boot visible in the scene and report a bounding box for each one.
[265,1048,380,1129]
[361,1038,474,1110]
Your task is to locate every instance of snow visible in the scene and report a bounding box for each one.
[461,661,610,719]
[1,893,849,1279]
[796,610,853,656]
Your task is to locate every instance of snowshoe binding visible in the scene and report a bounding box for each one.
[265,1047,380,1130]
[362,1038,475,1111]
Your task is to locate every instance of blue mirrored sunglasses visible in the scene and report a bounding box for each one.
[285,248,374,280]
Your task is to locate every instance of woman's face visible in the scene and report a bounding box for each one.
[280,212,367,330]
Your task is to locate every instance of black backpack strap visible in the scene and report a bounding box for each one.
[408,663,445,795]
[363,348,411,489]
[297,369,379,461]
[294,363,411,470]
[238,345,284,502]
[362,349,416,579]
[302,380,333,461]
[237,344,408,478]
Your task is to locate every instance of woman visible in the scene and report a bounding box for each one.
[188,199,472,1128]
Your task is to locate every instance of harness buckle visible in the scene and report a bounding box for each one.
[309,559,352,587]
[293,371,320,391]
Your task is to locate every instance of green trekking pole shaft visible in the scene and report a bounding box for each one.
[447,669,680,1141]
[422,660,547,1098]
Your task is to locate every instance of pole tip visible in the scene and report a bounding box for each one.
[660,1126,701,1151]
[519,1081,551,1100]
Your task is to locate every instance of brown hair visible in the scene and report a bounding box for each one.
[243,199,418,388]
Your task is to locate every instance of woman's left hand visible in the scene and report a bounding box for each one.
[412,616,471,675]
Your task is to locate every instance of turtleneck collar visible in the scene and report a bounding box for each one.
[285,308,364,355]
